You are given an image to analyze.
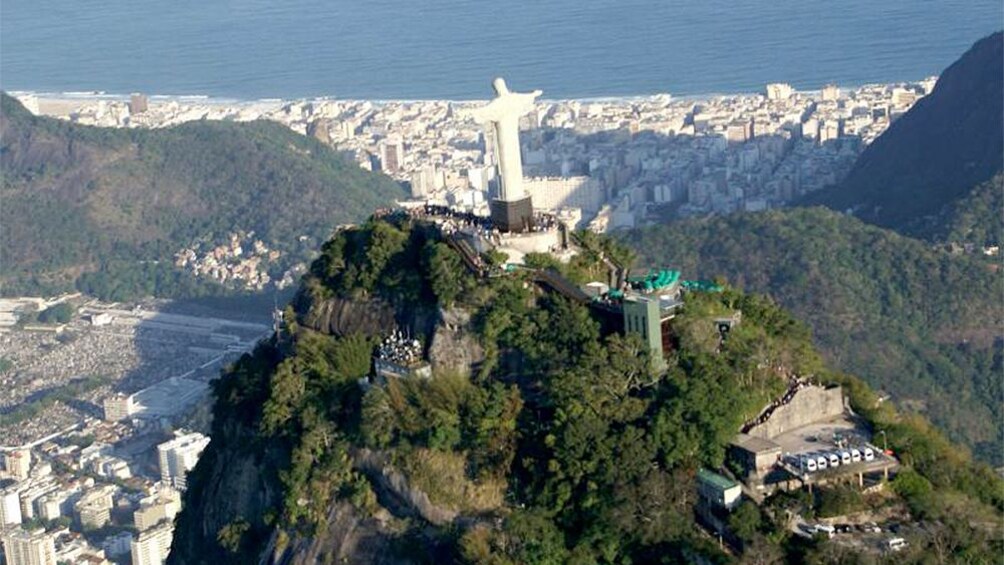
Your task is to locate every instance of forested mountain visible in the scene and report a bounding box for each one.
[624,208,1003,464]
[941,173,1004,248]
[0,93,405,298]
[805,31,1003,239]
[169,215,1002,564]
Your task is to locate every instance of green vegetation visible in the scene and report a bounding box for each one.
[0,357,13,374]
[942,173,1004,248]
[0,92,405,299]
[625,207,1004,464]
[36,302,75,324]
[217,520,251,554]
[169,216,1002,564]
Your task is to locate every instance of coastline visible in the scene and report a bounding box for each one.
[5,77,937,107]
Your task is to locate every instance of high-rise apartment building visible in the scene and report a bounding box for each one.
[130,522,173,565]
[3,449,31,480]
[2,528,57,565]
[0,489,23,530]
[157,432,209,491]
[379,137,405,174]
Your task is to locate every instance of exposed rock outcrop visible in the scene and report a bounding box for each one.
[429,306,485,376]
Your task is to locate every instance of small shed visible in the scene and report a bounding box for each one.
[697,468,742,510]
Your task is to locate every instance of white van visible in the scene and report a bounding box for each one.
[816,455,828,470]
[803,456,817,472]
[887,537,907,552]
[827,453,840,468]
[863,447,876,461]
[839,450,852,465]
[850,448,862,462]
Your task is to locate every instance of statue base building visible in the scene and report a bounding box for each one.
[490,196,534,233]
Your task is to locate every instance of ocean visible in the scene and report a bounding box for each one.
[1,0,1000,100]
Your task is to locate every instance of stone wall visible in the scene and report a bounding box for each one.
[748,385,844,439]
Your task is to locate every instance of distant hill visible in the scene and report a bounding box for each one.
[624,208,1004,464]
[804,32,1003,238]
[0,93,405,298]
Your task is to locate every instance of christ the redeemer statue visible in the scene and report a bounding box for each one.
[470,77,542,202]
[470,78,542,231]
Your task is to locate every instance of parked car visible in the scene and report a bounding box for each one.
[839,450,852,465]
[887,537,907,552]
[827,453,840,468]
[814,524,836,538]
[863,447,876,461]
[850,448,862,463]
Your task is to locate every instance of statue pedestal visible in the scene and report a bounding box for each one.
[490,196,534,233]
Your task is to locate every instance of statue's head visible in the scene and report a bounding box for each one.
[492,77,509,96]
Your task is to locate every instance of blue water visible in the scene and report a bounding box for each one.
[1,0,1000,100]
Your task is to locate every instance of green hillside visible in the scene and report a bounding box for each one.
[169,215,1002,564]
[0,93,405,298]
[942,174,1004,249]
[624,208,1004,464]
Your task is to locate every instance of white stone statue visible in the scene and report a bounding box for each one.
[469,77,542,202]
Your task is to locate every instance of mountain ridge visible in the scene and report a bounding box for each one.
[804,31,1003,238]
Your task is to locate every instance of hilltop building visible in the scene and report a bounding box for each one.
[697,468,742,510]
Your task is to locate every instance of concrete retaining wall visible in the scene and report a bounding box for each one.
[748,385,844,439]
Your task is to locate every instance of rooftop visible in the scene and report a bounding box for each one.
[731,433,783,454]
[698,468,739,491]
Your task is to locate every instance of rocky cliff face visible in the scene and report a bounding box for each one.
[169,290,486,564]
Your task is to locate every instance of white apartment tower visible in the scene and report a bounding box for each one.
[2,528,57,565]
[0,489,23,530]
[379,137,405,174]
[157,432,210,491]
[131,522,174,565]
[3,449,31,481]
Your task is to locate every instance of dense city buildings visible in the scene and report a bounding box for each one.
[0,297,270,563]
[15,76,934,236]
